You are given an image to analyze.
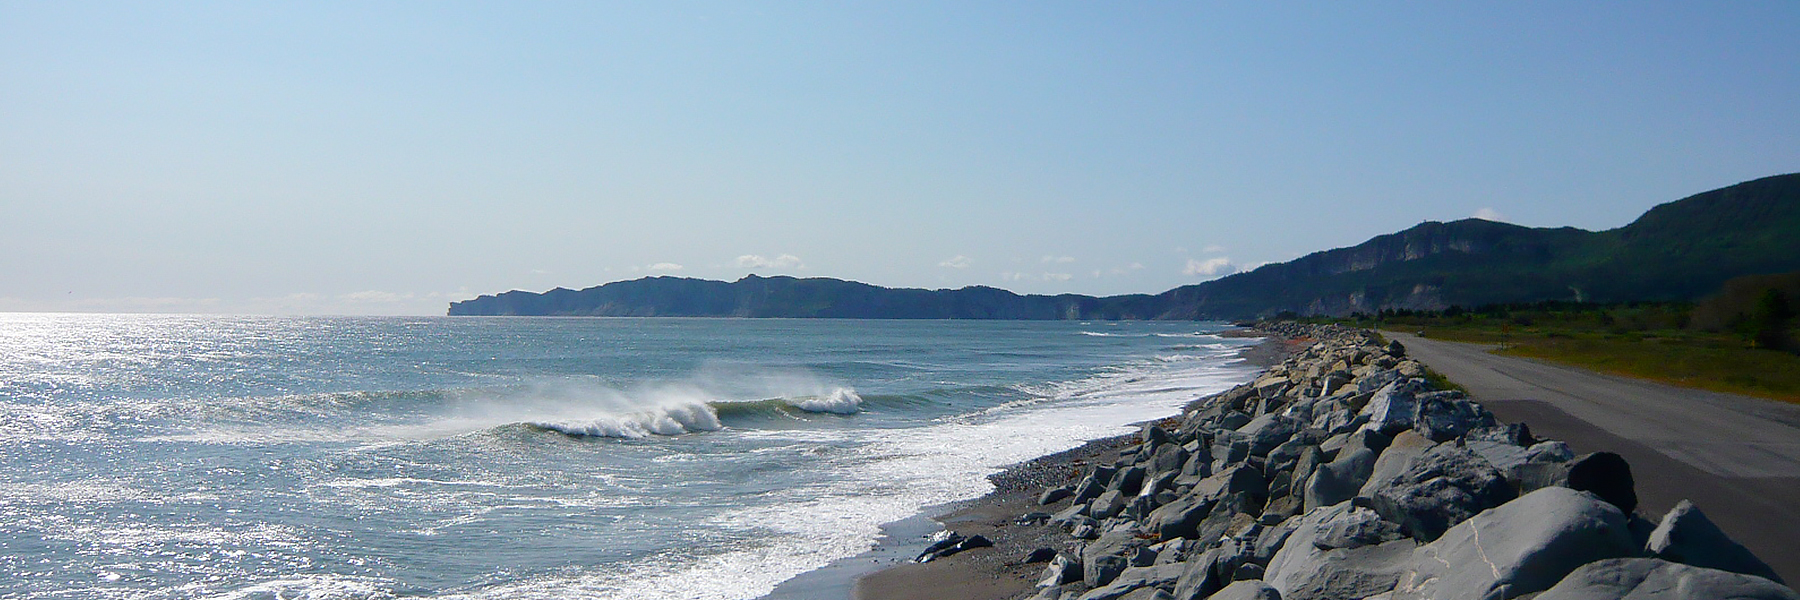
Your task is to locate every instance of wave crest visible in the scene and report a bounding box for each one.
[529,400,723,439]
[782,388,862,415]
[524,387,862,439]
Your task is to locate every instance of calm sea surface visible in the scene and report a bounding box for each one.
[0,315,1260,599]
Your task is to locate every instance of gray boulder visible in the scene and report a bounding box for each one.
[1535,558,1799,600]
[1041,485,1076,505]
[1208,580,1282,600]
[1251,517,1299,564]
[1356,369,1402,395]
[1197,464,1268,503]
[1085,531,1153,587]
[1171,541,1251,600]
[1411,391,1495,442]
[1311,505,1405,550]
[1303,446,1378,512]
[1143,494,1212,540]
[1077,563,1188,600]
[1366,442,1514,542]
[1038,553,1083,588]
[1389,487,1638,600]
[1360,379,1427,436]
[1238,414,1303,456]
[1092,489,1129,519]
[1356,430,1435,498]
[1265,502,1418,600]
[1074,470,1111,503]
[1513,451,1638,514]
[1150,443,1190,477]
[1648,499,1784,583]
[1117,588,1174,600]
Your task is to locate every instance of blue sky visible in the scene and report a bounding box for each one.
[3,2,1797,315]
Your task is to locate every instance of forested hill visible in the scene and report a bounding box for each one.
[1151,172,1800,317]
[450,173,1800,319]
[447,275,1161,319]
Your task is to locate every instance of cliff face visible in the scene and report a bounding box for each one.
[451,173,1800,319]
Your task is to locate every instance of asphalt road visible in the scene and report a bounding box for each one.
[1385,332,1800,584]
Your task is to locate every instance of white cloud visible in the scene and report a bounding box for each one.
[939,255,973,269]
[1042,272,1073,282]
[1184,257,1237,277]
[736,254,804,269]
[647,262,685,272]
[1203,245,1227,254]
[1041,255,1075,264]
[1473,207,1506,222]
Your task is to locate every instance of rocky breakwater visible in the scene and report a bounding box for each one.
[1021,323,1795,600]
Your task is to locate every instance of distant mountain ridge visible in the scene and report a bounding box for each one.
[449,173,1800,319]
[448,275,1159,319]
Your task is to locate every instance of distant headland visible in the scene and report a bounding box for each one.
[450,173,1800,320]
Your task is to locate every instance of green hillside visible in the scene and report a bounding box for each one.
[1156,173,1800,318]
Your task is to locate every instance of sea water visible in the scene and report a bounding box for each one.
[0,315,1261,599]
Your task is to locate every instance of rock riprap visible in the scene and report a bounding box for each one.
[1024,323,1792,600]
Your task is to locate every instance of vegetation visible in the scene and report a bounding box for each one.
[1158,172,1800,319]
[1307,292,1800,403]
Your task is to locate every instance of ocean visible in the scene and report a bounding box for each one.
[0,314,1261,599]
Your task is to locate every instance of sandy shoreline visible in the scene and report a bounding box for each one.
[759,328,1293,600]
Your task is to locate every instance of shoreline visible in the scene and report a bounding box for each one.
[759,328,1294,600]
[839,322,1796,600]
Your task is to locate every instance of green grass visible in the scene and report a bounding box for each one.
[1324,304,1800,403]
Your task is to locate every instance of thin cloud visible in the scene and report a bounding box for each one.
[647,263,685,272]
[1184,257,1237,277]
[736,254,804,269]
[1041,255,1075,264]
[1203,245,1227,254]
[1473,208,1506,222]
[939,255,973,269]
[1042,272,1073,282]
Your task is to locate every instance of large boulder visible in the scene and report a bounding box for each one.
[1077,563,1188,600]
[1366,442,1514,542]
[1039,553,1084,588]
[1237,414,1303,456]
[1410,390,1496,442]
[1111,466,1149,497]
[1085,531,1154,587]
[1389,487,1638,600]
[1303,446,1378,512]
[1535,558,1799,600]
[1150,443,1190,477]
[1360,379,1427,436]
[1265,502,1418,600]
[1143,494,1213,540]
[1092,489,1129,519]
[1648,499,1784,583]
[1209,580,1282,600]
[1356,430,1435,498]
[1513,451,1638,515]
[1311,505,1405,550]
[1197,464,1268,503]
[1171,541,1251,600]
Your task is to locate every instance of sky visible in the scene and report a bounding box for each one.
[3,2,1797,315]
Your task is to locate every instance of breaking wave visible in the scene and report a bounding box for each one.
[527,387,864,439]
